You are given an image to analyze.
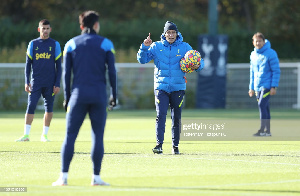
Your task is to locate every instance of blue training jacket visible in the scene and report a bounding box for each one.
[249,39,280,91]
[137,32,204,93]
[63,31,117,103]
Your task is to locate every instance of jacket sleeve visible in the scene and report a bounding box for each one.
[101,38,117,100]
[137,43,154,64]
[55,57,62,87]
[25,56,32,85]
[195,58,204,72]
[54,41,62,87]
[106,47,117,100]
[25,41,33,85]
[62,40,74,101]
[269,50,280,87]
[249,65,254,90]
[249,53,254,90]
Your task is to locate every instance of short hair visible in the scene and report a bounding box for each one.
[79,11,99,28]
[252,32,265,41]
[39,19,50,27]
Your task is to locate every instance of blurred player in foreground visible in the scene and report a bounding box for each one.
[16,19,62,142]
[52,10,117,186]
[137,21,204,154]
[249,32,280,137]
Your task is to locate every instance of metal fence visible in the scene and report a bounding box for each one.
[0,62,299,110]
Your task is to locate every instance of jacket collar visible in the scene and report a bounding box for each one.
[161,31,183,46]
[81,28,97,35]
[255,39,271,54]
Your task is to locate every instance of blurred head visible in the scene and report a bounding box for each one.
[38,19,51,39]
[252,32,265,49]
[79,10,100,33]
[164,21,178,44]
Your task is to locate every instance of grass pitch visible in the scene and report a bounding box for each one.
[0,109,299,196]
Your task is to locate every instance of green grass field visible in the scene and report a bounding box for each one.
[0,109,300,196]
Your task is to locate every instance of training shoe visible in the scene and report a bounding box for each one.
[253,130,266,137]
[52,177,68,186]
[41,134,50,142]
[265,132,272,137]
[91,177,110,186]
[172,146,180,155]
[15,135,29,142]
[152,144,163,154]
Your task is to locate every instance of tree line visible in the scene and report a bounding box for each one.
[0,0,299,62]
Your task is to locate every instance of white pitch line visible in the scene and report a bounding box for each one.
[28,179,300,194]
[179,179,300,188]
[105,154,300,166]
[182,156,300,166]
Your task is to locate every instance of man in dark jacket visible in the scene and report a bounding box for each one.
[53,10,117,186]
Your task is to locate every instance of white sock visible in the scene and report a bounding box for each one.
[24,124,31,135]
[93,174,101,181]
[60,172,68,179]
[43,126,49,135]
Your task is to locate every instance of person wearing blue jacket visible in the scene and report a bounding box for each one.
[248,32,280,137]
[137,21,204,154]
[16,19,62,142]
[52,11,116,186]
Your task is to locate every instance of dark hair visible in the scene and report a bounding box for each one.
[79,10,99,28]
[39,19,50,26]
[252,32,265,41]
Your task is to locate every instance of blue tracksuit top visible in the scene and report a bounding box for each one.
[249,39,280,91]
[137,32,204,93]
[63,32,117,103]
[25,37,62,87]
